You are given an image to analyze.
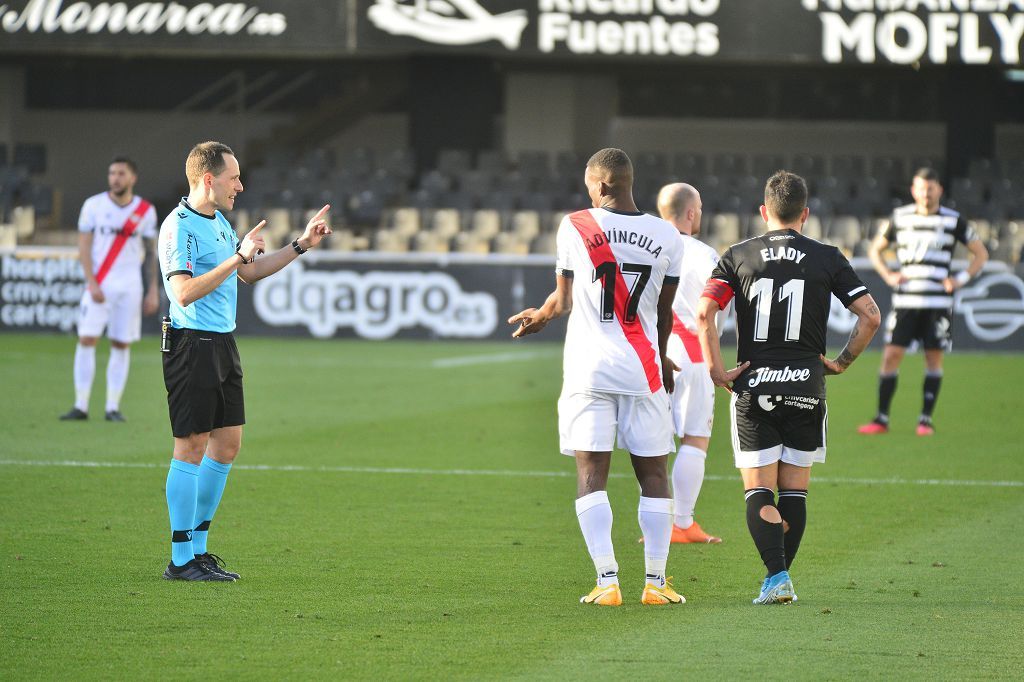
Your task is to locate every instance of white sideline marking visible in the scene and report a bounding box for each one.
[0,459,1021,488]
[431,349,559,368]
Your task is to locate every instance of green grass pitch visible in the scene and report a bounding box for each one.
[1,333,1022,680]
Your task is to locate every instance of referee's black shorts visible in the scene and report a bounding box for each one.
[162,328,245,438]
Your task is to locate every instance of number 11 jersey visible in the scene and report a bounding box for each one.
[702,228,869,397]
[555,208,683,396]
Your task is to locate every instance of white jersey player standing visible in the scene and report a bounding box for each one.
[60,157,159,422]
[655,183,723,544]
[509,148,709,607]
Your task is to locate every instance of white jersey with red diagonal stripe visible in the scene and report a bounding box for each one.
[555,208,683,396]
[78,193,158,290]
[669,233,721,365]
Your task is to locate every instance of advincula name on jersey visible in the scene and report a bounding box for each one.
[583,228,664,258]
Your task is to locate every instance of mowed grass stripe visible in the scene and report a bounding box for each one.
[1,458,1023,488]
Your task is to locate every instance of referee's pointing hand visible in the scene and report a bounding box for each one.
[238,220,266,261]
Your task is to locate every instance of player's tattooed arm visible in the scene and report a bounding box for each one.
[823,296,881,376]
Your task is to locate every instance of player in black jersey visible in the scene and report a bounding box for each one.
[858,168,989,437]
[697,171,881,604]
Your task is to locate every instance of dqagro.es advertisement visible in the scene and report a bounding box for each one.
[2,249,1022,348]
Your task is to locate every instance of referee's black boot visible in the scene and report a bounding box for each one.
[59,407,88,421]
[162,558,235,582]
[105,410,126,422]
[195,552,240,580]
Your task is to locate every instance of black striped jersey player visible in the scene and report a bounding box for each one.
[858,167,988,437]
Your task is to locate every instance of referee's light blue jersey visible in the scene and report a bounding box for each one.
[158,198,239,333]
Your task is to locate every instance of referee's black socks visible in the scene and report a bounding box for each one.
[744,488,786,577]
[778,489,808,569]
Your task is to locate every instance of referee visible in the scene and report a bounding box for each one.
[157,141,331,581]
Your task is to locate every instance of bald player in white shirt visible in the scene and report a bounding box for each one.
[656,183,724,544]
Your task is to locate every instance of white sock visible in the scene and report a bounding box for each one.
[575,491,618,584]
[105,347,130,412]
[638,496,673,583]
[73,344,96,412]
[672,444,708,529]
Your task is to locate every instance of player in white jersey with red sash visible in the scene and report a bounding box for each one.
[60,157,159,422]
[655,183,723,545]
[510,149,737,606]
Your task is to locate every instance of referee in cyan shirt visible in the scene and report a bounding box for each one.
[157,141,331,581]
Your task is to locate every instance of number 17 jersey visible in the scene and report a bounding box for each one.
[556,208,683,396]
[702,228,869,397]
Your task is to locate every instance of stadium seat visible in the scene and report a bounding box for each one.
[672,153,707,179]
[12,206,34,240]
[828,215,863,250]
[419,169,452,196]
[413,230,450,253]
[516,151,551,179]
[791,154,826,179]
[429,208,462,239]
[555,151,587,178]
[380,149,416,181]
[493,232,529,255]
[712,153,749,177]
[326,229,357,251]
[374,229,409,253]
[968,219,993,243]
[752,154,786,179]
[530,232,557,255]
[511,211,541,241]
[453,232,490,254]
[0,224,15,248]
[635,152,670,180]
[870,156,906,184]
[387,207,421,237]
[709,213,741,244]
[831,155,866,179]
[477,150,508,175]
[13,143,46,174]
[438,149,472,177]
[338,147,372,178]
[470,209,502,239]
[459,170,495,199]
[803,214,824,241]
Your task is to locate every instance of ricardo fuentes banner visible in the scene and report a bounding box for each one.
[2,248,1023,350]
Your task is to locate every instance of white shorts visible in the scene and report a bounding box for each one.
[558,388,674,457]
[670,361,715,438]
[77,285,143,343]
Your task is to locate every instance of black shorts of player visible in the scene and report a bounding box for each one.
[732,392,827,454]
[885,308,953,350]
[162,328,245,438]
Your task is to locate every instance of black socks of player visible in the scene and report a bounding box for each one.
[777,489,808,569]
[745,488,787,577]
[876,373,898,423]
[922,372,942,421]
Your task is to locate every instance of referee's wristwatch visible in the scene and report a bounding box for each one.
[235,244,252,265]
